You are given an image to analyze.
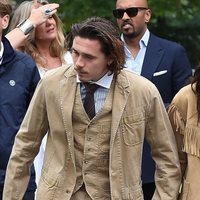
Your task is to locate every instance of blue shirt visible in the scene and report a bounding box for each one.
[77,72,113,113]
[122,29,150,75]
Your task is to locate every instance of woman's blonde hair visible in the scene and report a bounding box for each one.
[8,0,65,67]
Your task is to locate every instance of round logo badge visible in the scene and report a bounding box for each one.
[9,80,16,86]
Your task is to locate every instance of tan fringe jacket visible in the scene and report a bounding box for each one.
[168,84,200,200]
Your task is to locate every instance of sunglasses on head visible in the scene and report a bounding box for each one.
[113,7,148,19]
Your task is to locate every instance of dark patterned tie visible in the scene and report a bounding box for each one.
[83,83,99,119]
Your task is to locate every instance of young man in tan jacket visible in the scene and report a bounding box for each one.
[3,17,181,200]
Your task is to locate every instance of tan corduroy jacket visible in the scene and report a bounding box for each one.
[3,65,181,200]
[168,84,200,200]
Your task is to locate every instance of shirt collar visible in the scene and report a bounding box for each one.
[0,42,4,62]
[121,29,150,57]
[76,71,113,89]
[140,29,150,47]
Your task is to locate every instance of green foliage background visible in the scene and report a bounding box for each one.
[12,0,200,68]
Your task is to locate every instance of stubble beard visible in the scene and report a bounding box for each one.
[122,30,138,40]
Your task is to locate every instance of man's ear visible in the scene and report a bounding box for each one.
[107,57,114,66]
[1,15,10,30]
[144,9,151,23]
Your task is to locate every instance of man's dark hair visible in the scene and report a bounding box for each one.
[192,65,200,122]
[0,0,12,18]
[66,23,82,51]
[76,16,125,75]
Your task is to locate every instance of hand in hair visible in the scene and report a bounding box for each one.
[29,0,59,27]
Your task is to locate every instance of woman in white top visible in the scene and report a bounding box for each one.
[6,0,73,185]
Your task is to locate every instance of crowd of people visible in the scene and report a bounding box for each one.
[0,0,198,199]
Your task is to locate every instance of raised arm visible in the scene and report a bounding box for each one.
[5,1,59,49]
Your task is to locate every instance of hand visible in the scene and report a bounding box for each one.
[29,0,59,27]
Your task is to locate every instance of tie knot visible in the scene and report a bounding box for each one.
[84,83,99,93]
[83,82,99,120]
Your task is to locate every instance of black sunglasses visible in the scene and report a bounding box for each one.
[113,7,148,19]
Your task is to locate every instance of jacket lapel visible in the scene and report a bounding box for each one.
[141,33,165,80]
[59,67,77,163]
[110,70,130,149]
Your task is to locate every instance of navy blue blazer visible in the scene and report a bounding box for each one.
[140,33,192,183]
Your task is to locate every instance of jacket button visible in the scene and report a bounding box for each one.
[84,160,88,164]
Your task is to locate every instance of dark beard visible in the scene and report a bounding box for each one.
[120,20,137,39]
[123,31,137,39]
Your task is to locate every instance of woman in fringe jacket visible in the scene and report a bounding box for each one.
[168,66,200,200]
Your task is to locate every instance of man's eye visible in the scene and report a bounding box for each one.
[71,49,76,54]
[84,55,94,60]
[72,50,78,56]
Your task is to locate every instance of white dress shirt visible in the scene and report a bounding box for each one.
[0,42,4,64]
[122,29,150,75]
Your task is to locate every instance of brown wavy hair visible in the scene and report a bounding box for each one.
[75,17,125,76]
[65,23,81,51]
[0,0,12,17]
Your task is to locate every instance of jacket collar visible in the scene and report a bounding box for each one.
[1,36,15,65]
[0,37,15,75]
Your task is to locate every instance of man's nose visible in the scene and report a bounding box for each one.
[122,11,130,20]
[75,56,84,68]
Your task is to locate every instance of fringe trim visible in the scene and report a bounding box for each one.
[168,104,185,135]
[168,104,200,158]
[183,126,200,158]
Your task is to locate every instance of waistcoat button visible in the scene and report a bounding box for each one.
[66,190,70,193]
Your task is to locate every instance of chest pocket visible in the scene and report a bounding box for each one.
[121,113,145,146]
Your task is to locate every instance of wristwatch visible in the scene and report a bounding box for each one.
[16,19,34,35]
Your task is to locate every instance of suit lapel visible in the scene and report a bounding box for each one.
[141,34,165,80]
[110,71,130,149]
[59,67,77,163]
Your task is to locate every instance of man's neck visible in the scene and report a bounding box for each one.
[123,35,141,58]
[123,27,148,48]
[122,28,149,58]
[124,35,140,48]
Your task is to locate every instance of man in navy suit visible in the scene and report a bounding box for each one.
[113,0,192,199]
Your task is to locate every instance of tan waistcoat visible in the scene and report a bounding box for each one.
[71,83,114,199]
